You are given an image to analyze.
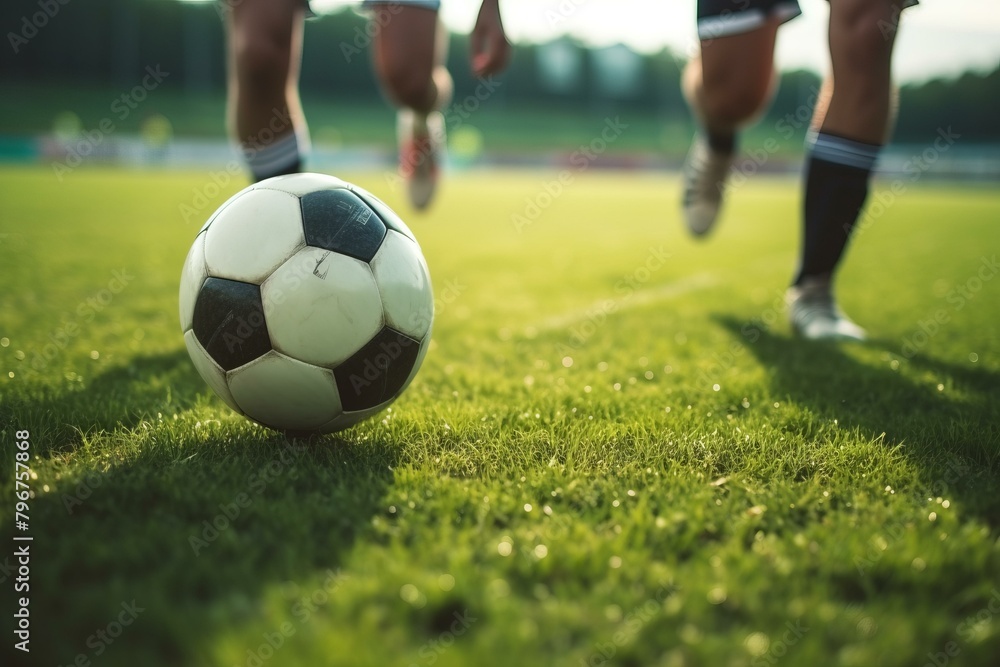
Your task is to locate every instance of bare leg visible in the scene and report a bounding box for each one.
[682,19,782,138]
[225,0,307,179]
[370,6,451,114]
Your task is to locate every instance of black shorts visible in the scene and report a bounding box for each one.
[697,0,919,40]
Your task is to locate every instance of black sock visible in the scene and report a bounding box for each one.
[794,131,881,286]
[706,130,736,155]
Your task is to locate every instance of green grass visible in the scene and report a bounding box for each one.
[1,165,999,667]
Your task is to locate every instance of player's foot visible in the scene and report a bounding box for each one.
[398,109,445,211]
[786,276,866,341]
[681,133,734,238]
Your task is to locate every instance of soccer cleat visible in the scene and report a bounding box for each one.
[681,134,734,237]
[786,277,867,341]
[397,109,445,211]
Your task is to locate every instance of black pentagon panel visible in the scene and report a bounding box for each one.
[350,187,415,242]
[334,327,421,412]
[300,189,386,263]
[192,277,272,371]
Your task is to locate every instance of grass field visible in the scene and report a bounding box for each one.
[1,165,999,667]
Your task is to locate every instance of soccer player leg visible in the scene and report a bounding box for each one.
[788,0,909,340]
[368,1,448,210]
[680,1,794,237]
[225,0,310,182]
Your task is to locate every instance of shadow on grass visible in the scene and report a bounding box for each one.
[714,315,1000,524]
[14,351,401,667]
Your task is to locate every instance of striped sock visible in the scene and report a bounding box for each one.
[793,131,881,286]
[242,129,308,182]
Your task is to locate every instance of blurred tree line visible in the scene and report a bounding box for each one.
[2,0,997,142]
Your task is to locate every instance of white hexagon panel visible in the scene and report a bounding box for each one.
[262,247,384,367]
[228,351,343,432]
[203,188,305,284]
[370,230,433,341]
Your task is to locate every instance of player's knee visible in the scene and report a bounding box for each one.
[702,85,768,127]
[379,61,435,110]
[833,1,897,63]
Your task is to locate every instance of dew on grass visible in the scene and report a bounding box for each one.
[911,558,927,572]
[14,350,24,360]
[937,383,945,391]
[744,632,770,657]
[399,584,421,604]
[713,384,721,391]
[597,361,609,372]
[928,512,938,521]
[773,402,780,408]
[969,353,979,362]
[533,545,548,559]
[890,359,900,370]
[613,383,622,391]
[584,385,592,393]
[942,500,950,508]
[645,371,654,380]
[524,503,532,512]
[497,539,513,557]
[628,377,637,385]
[742,398,750,408]
[0,337,8,347]
[612,500,620,507]
[627,489,636,497]
[665,407,671,413]
[609,556,622,569]
[707,586,727,604]
[655,516,667,528]
[639,356,649,367]
[7,372,13,378]
[90,350,99,360]
[562,356,573,368]
[663,365,673,374]
[524,375,535,387]
[438,574,455,591]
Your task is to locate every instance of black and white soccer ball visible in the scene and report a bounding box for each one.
[179,173,433,434]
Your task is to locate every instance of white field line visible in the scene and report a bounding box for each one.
[526,253,789,334]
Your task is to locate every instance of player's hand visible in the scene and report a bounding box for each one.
[470,0,511,78]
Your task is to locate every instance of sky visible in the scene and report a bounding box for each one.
[237,0,1000,84]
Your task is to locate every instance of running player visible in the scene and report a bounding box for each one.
[681,0,916,339]
[223,0,510,210]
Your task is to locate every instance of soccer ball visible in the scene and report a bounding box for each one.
[179,173,433,434]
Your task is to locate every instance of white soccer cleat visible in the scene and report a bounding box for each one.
[397,109,445,211]
[681,134,734,238]
[786,277,867,341]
